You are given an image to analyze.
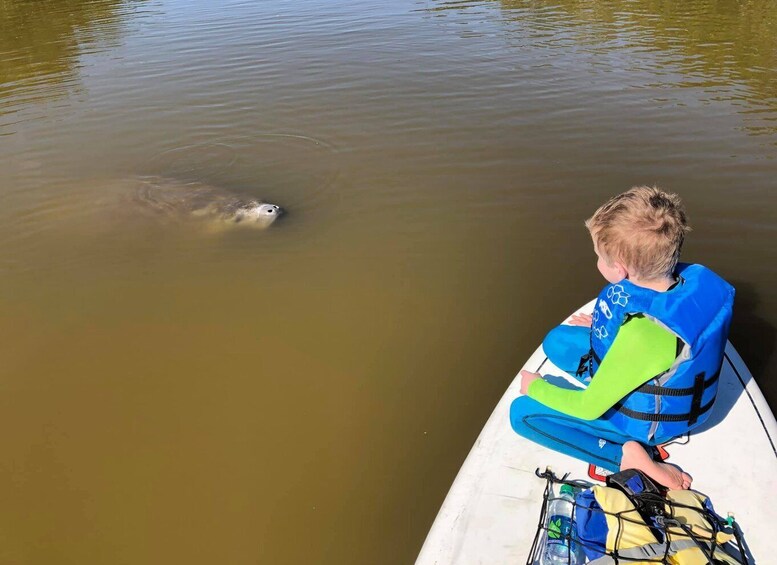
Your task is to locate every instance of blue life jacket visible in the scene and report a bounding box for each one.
[585,263,734,442]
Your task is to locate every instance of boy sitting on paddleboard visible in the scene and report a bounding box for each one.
[511,186,734,489]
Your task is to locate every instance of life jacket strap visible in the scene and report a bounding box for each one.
[615,368,720,425]
[688,372,708,426]
[614,396,715,423]
[633,369,720,397]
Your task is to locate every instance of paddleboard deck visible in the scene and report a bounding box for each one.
[416,301,777,564]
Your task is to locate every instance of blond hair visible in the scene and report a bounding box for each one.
[585,186,690,280]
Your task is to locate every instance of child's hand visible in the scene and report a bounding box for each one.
[568,312,593,327]
[520,370,542,395]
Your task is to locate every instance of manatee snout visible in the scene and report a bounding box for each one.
[237,202,283,227]
[257,203,283,218]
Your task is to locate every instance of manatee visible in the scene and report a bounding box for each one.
[133,176,283,230]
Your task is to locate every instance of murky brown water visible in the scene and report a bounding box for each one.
[1,0,775,562]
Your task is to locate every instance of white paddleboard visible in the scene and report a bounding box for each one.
[416,300,777,564]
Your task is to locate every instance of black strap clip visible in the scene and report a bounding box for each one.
[575,351,592,378]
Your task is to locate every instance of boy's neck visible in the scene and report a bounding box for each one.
[627,275,676,292]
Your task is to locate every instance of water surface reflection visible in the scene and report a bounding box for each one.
[431,0,777,136]
[0,0,145,129]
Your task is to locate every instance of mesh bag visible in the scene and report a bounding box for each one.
[526,468,751,565]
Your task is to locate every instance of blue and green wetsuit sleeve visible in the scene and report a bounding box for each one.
[527,316,677,421]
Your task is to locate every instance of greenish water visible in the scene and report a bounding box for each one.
[1,0,775,563]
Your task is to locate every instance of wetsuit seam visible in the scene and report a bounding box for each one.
[521,414,621,468]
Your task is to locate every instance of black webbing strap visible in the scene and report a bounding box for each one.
[614,396,715,423]
[633,369,720,397]
[688,372,706,426]
[617,369,719,424]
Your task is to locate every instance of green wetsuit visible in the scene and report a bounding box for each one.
[528,316,677,421]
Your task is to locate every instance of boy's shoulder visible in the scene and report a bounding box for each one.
[675,264,734,296]
[593,263,733,333]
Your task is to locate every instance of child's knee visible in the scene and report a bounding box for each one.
[542,324,591,373]
[542,324,586,352]
[510,396,537,435]
[542,324,565,349]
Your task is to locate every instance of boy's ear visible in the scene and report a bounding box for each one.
[614,261,629,281]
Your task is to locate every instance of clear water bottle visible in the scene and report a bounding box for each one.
[542,484,585,564]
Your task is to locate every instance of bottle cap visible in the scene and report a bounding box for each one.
[560,484,576,496]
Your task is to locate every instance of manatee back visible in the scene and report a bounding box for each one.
[133,176,227,219]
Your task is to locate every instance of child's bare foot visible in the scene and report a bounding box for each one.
[620,441,692,490]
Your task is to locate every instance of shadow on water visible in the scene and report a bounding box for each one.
[728,280,777,405]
